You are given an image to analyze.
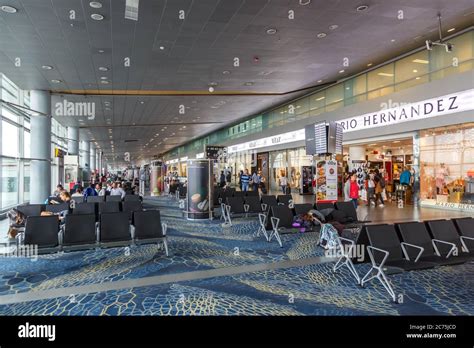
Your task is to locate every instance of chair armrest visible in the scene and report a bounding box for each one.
[277,202,284,206]
[261,203,267,212]
[162,222,168,236]
[244,204,249,213]
[432,239,457,258]
[367,245,390,268]
[400,242,424,262]
[270,216,280,231]
[460,236,474,252]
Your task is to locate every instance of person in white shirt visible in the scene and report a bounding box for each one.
[280,175,288,194]
[95,183,106,196]
[110,182,126,199]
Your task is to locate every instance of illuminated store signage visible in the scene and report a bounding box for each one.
[226,89,473,153]
[339,89,474,133]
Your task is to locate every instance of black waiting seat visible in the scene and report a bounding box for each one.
[70,195,85,203]
[213,188,223,207]
[17,204,44,217]
[87,195,105,203]
[226,197,246,214]
[122,201,143,219]
[219,188,234,204]
[268,205,296,247]
[132,210,168,255]
[106,195,122,202]
[244,196,265,214]
[397,221,470,266]
[453,217,474,252]
[277,194,293,206]
[123,194,140,202]
[233,191,245,198]
[294,203,314,215]
[18,216,60,253]
[261,195,278,211]
[245,190,259,197]
[99,202,121,214]
[335,201,360,223]
[365,224,437,272]
[45,202,69,214]
[99,212,131,247]
[362,224,437,302]
[426,220,474,259]
[316,202,334,211]
[73,202,96,215]
[61,214,97,251]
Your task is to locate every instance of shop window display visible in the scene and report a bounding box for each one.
[420,123,474,209]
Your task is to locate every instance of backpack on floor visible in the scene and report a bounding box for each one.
[318,223,340,250]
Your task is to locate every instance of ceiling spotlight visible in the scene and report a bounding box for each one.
[317,32,327,38]
[1,5,17,13]
[367,63,373,67]
[89,1,102,8]
[266,28,277,35]
[356,5,369,12]
[51,79,62,83]
[98,66,109,71]
[317,79,323,83]
[208,87,215,93]
[390,39,396,42]
[338,69,345,73]
[41,65,53,70]
[91,13,104,21]
[98,49,105,53]
[222,70,230,75]
[100,76,108,80]
[100,80,110,84]
[244,82,254,86]
[140,101,145,104]
[159,46,165,50]
[328,24,338,30]
[447,27,455,32]
[299,0,311,5]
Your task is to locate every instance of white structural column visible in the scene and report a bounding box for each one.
[90,145,96,172]
[80,139,90,182]
[30,90,52,203]
[67,126,79,155]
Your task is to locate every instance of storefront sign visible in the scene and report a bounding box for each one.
[339,89,474,133]
[228,129,305,154]
[421,200,474,213]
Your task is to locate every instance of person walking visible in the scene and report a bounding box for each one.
[251,171,260,192]
[374,169,385,207]
[280,174,288,194]
[349,174,359,208]
[343,174,351,202]
[240,169,251,192]
[219,171,226,188]
[238,170,243,191]
[367,171,376,206]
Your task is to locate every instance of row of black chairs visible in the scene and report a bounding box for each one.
[17,201,144,220]
[333,217,474,302]
[16,209,169,255]
[214,187,259,207]
[68,194,140,204]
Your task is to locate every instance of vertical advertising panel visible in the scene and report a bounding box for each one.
[187,159,212,220]
[316,160,338,202]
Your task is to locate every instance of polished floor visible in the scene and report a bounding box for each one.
[0,195,472,315]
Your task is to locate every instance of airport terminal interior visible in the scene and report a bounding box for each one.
[0,0,473,318]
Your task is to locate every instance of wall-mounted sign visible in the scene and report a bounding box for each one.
[338,89,473,133]
[228,129,305,154]
[206,145,226,161]
[305,121,343,155]
[54,148,65,158]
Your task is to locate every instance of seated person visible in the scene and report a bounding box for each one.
[72,186,84,197]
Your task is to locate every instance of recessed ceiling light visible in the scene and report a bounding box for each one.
[91,13,104,21]
[42,65,53,70]
[222,70,230,75]
[447,27,455,32]
[98,67,109,71]
[98,49,105,53]
[266,28,277,35]
[367,63,373,67]
[89,1,102,8]
[317,79,323,83]
[412,69,418,73]
[415,77,421,80]
[356,5,369,12]
[390,39,396,42]
[328,24,338,30]
[100,80,110,84]
[338,69,345,73]
[377,72,394,77]
[412,59,429,64]
[100,76,108,80]
[316,96,325,101]
[244,82,254,86]
[140,101,145,104]
[51,79,62,83]
[299,0,311,5]
[317,32,327,38]
[1,5,17,13]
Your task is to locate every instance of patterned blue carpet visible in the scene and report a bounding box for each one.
[0,196,473,316]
